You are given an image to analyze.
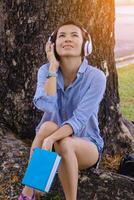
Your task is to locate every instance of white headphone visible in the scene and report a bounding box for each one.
[81,27,93,56]
[48,27,92,57]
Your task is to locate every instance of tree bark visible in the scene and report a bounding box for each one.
[0,0,133,162]
[0,1,134,199]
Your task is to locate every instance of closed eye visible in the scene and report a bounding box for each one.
[58,34,79,38]
[72,34,79,37]
[59,34,65,37]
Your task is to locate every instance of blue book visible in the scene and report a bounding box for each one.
[22,147,62,192]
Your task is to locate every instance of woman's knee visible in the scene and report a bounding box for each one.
[36,121,59,140]
[54,137,74,156]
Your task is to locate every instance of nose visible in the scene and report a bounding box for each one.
[64,39,73,48]
[64,35,72,43]
[65,38,71,42]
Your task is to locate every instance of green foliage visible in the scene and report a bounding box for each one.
[117,64,134,121]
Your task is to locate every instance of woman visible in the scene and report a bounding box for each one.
[18,21,106,200]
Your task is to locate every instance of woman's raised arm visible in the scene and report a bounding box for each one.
[33,63,58,113]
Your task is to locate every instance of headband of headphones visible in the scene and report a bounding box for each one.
[48,26,92,56]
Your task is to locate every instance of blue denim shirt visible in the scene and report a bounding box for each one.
[33,58,106,153]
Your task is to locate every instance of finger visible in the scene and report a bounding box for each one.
[45,44,53,55]
[47,41,52,48]
[50,43,54,48]
[45,47,51,55]
[51,43,55,52]
[42,141,51,151]
[42,141,47,150]
[45,41,52,51]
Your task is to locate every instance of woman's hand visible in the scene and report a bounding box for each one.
[42,136,55,151]
[45,41,59,70]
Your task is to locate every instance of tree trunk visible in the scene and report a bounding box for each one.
[0,0,134,199]
[0,0,133,161]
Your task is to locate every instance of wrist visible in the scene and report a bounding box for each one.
[47,71,57,79]
[49,64,58,72]
[49,135,57,143]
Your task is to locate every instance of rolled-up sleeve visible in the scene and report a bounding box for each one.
[61,70,106,135]
[33,64,57,113]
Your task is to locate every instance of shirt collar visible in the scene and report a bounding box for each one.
[57,58,88,91]
[77,57,88,73]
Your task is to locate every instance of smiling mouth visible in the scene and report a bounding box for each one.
[63,45,73,48]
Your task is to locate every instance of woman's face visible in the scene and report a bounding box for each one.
[55,24,83,58]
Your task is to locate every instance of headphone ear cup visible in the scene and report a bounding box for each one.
[47,32,60,61]
[84,40,92,56]
[48,31,55,43]
[48,36,52,42]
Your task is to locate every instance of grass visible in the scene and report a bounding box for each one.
[117,64,134,121]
